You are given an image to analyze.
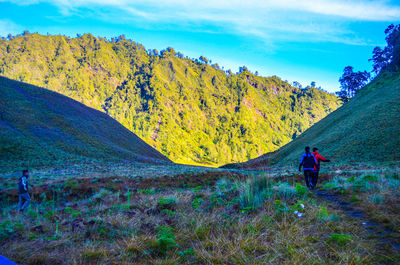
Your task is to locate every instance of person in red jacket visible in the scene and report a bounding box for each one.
[311,148,330,188]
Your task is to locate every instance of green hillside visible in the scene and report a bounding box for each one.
[0,76,171,169]
[0,33,341,166]
[223,71,400,169]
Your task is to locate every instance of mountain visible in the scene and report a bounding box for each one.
[222,71,400,169]
[0,76,171,169]
[0,33,341,166]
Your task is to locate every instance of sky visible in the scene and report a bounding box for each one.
[0,0,399,92]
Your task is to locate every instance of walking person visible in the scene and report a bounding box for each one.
[18,169,31,212]
[299,146,317,189]
[311,148,331,188]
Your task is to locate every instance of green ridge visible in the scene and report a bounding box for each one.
[224,71,400,169]
[0,33,341,166]
[0,76,171,169]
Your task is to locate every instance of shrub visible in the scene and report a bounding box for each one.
[0,220,15,240]
[178,248,195,260]
[157,196,178,210]
[318,206,330,221]
[274,200,289,215]
[361,175,379,182]
[239,175,273,209]
[273,182,296,201]
[295,183,307,197]
[192,198,204,209]
[152,225,178,255]
[327,233,353,246]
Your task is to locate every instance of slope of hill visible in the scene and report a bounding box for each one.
[223,71,400,169]
[0,76,171,169]
[0,33,341,165]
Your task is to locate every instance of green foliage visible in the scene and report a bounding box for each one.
[327,233,353,246]
[178,247,195,260]
[274,200,289,215]
[0,33,341,166]
[152,225,178,255]
[295,183,307,197]
[192,198,204,209]
[0,220,16,240]
[318,206,330,221]
[157,196,177,210]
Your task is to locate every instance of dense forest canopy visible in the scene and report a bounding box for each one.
[0,33,341,166]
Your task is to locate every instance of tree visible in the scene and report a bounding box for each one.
[199,56,208,64]
[292,81,302,88]
[310,81,316,88]
[369,24,400,74]
[166,47,176,56]
[238,66,248,74]
[370,46,391,74]
[337,66,370,101]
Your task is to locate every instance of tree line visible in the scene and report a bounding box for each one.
[337,24,400,102]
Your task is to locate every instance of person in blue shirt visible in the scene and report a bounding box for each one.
[298,146,318,189]
[18,169,31,212]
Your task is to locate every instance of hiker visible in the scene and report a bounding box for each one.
[311,147,330,188]
[18,169,31,212]
[298,146,317,189]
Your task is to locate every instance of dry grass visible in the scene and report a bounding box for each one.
[1,167,395,264]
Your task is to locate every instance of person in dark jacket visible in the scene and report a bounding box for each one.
[18,170,31,212]
[311,148,331,188]
[299,146,317,188]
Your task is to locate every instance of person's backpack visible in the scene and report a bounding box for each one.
[303,153,315,169]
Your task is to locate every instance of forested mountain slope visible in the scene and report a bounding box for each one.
[0,76,170,169]
[223,71,400,169]
[0,33,341,165]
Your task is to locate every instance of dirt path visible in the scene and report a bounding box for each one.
[312,190,400,251]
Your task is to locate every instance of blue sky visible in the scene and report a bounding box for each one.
[0,0,399,92]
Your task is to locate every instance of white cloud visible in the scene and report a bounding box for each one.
[3,0,400,45]
[0,19,23,36]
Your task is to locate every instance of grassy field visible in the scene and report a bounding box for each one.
[0,163,398,264]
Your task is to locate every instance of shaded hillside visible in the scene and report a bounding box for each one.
[223,71,400,169]
[0,33,341,165]
[0,76,170,169]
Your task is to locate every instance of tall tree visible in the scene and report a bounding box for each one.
[370,24,400,74]
[337,66,370,101]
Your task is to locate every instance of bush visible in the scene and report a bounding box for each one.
[0,220,24,240]
[327,233,353,246]
[295,183,307,197]
[178,248,195,260]
[192,198,204,209]
[152,225,178,255]
[157,196,178,210]
[318,206,330,221]
[0,220,15,240]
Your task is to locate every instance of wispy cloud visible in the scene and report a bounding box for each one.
[0,19,23,36]
[3,0,400,45]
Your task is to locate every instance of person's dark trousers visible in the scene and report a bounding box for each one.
[18,192,31,212]
[312,171,319,187]
[304,170,313,188]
